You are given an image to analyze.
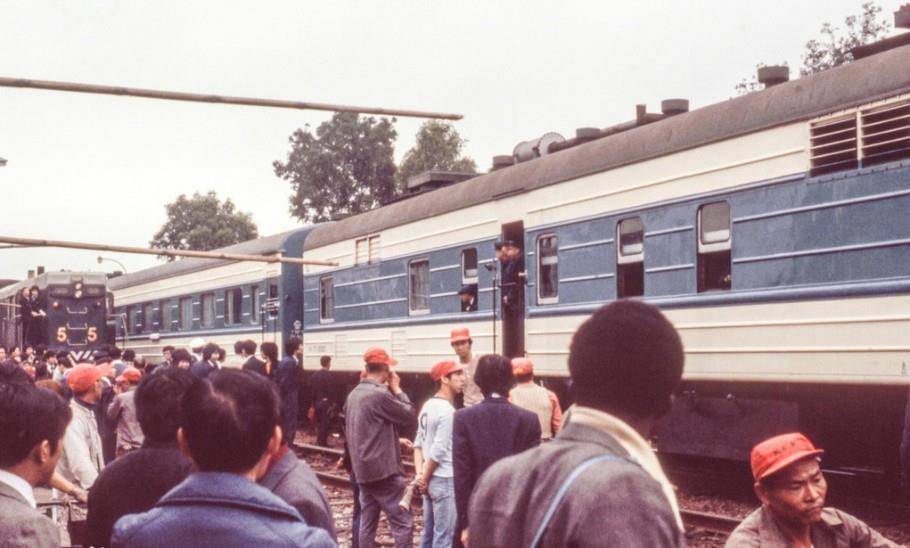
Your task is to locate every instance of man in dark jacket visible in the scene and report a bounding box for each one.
[111,370,333,548]
[240,339,268,378]
[345,347,416,548]
[452,354,539,545]
[467,300,685,547]
[86,368,195,548]
[190,343,219,379]
[276,336,303,445]
[310,355,335,446]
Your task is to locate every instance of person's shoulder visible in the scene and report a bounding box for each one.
[723,507,764,547]
[0,498,59,537]
[111,507,166,547]
[279,521,335,547]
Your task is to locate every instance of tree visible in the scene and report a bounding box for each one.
[273,112,398,223]
[150,191,258,258]
[396,121,477,189]
[736,2,890,93]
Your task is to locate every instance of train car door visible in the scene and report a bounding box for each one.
[500,221,526,357]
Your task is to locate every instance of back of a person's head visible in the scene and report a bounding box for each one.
[202,342,220,361]
[110,347,123,360]
[0,383,71,467]
[474,354,514,397]
[284,336,301,357]
[0,361,33,385]
[260,342,278,363]
[233,340,244,354]
[123,349,136,361]
[242,339,257,355]
[320,355,331,368]
[568,300,684,418]
[136,367,195,444]
[179,370,279,473]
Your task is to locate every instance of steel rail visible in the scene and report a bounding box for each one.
[0,77,463,120]
[679,509,740,535]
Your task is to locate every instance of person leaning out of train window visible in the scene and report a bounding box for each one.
[190,342,220,379]
[458,285,477,313]
[725,433,900,548]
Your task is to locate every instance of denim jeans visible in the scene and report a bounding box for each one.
[359,474,413,548]
[420,476,455,548]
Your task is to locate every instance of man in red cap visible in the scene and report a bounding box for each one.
[58,363,106,545]
[509,357,562,440]
[450,328,481,407]
[726,432,898,547]
[344,347,416,548]
[413,360,465,548]
[107,367,144,457]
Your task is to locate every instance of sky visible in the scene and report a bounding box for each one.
[0,0,905,279]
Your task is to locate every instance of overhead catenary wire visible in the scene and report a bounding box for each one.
[0,77,463,120]
[0,236,338,266]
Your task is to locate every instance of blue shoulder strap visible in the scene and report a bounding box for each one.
[529,454,630,548]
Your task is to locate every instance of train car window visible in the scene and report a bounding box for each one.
[409,260,430,314]
[697,202,732,292]
[179,298,192,330]
[250,286,259,324]
[617,217,645,299]
[225,288,242,325]
[201,293,215,328]
[159,300,170,332]
[143,303,155,332]
[355,238,368,265]
[128,306,139,334]
[269,283,278,300]
[461,248,478,284]
[84,285,104,297]
[537,234,558,303]
[368,235,381,263]
[319,277,334,322]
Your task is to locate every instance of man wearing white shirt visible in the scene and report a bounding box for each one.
[0,382,72,547]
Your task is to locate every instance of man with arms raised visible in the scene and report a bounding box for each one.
[0,383,71,547]
[725,432,898,547]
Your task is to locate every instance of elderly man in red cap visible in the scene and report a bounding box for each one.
[413,360,466,548]
[450,328,482,407]
[58,363,106,545]
[345,347,416,548]
[509,357,562,440]
[726,432,898,547]
[107,367,144,457]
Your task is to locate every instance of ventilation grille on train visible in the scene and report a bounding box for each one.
[810,98,910,176]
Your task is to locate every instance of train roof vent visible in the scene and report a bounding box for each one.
[491,155,515,171]
[757,66,789,88]
[809,114,858,176]
[406,170,475,194]
[513,132,566,163]
[860,99,910,167]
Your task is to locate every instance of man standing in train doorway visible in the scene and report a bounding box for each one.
[499,240,524,358]
[450,328,482,407]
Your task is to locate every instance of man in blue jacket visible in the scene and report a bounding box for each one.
[276,336,303,446]
[111,369,334,548]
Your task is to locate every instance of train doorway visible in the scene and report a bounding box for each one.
[500,221,525,357]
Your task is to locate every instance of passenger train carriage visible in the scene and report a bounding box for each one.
[112,41,910,487]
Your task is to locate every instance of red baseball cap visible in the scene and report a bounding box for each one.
[450,328,471,344]
[751,433,824,481]
[67,364,104,394]
[363,347,398,366]
[511,357,534,377]
[430,360,465,381]
[116,367,142,384]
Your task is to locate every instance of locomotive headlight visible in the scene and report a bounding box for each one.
[75,282,83,290]
[94,301,101,308]
[53,301,60,309]
[74,290,83,299]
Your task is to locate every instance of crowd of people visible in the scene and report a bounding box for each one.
[0,300,903,547]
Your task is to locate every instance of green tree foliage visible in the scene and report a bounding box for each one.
[396,121,477,189]
[736,2,890,94]
[273,112,398,223]
[150,191,258,258]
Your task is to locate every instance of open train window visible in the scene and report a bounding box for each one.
[250,286,259,324]
[617,217,644,298]
[355,234,381,265]
[127,305,137,333]
[179,298,192,330]
[143,303,155,332]
[159,300,170,332]
[409,259,430,315]
[201,293,215,328]
[461,248,478,284]
[225,288,242,325]
[537,234,558,303]
[697,202,732,292]
[319,277,334,322]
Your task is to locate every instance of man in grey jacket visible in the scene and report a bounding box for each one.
[345,347,417,548]
[467,300,686,547]
[0,382,72,548]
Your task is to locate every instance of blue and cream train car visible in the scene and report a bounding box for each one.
[108,229,316,357]
[299,42,910,482]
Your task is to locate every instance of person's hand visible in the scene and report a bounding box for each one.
[461,529,469,546]
[415,475,428,495]
[388,370,402,395]
[334,457,344,469]
[70,486,88,504]
[399,438,413,450]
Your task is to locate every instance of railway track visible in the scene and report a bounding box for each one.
[294,442,741,536]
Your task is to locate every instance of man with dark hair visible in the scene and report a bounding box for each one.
[119,349,136,377]
[170,348,192,371]
[190,342,220,379]
[0,383,72,547]
[276,336,303,445]
[107,367,144,457]
[725,433,898,547]
[453,355,539,546]
[450,328,481,407]
[160,345,175,368]
[468,300,685,547]
[112,370,333,547]
[311,354,335,446]
[509,357,562,440]
[241,339,269,378]
[86,368,196,547]
[345,348,416,548]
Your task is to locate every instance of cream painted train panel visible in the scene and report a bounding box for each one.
[116,261,279,304]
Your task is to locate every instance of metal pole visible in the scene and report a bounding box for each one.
[0,236,338,266]
[0,77,463,121]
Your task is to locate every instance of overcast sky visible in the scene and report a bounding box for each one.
[0,0,904,279]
